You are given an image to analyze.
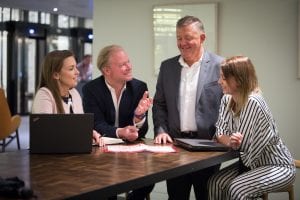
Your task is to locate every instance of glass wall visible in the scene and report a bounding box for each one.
[0,31,8,90]
[0,6,93,114]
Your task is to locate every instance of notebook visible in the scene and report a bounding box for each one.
[29,113,94,154]
[174,138,230,152]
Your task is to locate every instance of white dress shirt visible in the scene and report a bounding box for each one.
[105,80,145,137]
[178,56,202,132]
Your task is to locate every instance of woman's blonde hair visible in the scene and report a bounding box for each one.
[221,56,259,116]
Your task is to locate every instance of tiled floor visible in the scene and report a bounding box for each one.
[4,116,198,200]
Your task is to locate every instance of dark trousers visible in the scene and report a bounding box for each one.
[167,165,220,200]
[107,184,154,200]
[126,184,154,200]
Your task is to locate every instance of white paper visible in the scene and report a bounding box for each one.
[105,143,176,153]
[102,137,125,145]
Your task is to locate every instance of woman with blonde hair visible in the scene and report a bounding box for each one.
[208,56,295,200]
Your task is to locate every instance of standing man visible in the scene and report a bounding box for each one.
[82,45,154,200]
[77,54,93,82]
[76,54,93,96]
[152,16,224,200]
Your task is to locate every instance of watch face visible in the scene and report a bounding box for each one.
[135,113,146,120]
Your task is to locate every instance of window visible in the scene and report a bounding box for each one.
[153,3,218,75]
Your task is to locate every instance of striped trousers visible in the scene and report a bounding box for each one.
[208,161,296,200]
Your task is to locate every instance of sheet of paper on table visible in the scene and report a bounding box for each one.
[102,137,125,145]
[105,143,177,153]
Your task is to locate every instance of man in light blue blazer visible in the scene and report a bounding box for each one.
[152,16,224,200]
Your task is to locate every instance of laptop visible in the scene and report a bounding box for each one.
[30,113,94,154]
[174,138,230,152]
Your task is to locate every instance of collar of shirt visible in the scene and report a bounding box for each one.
[178,54,203,68]
[104,79,126,127]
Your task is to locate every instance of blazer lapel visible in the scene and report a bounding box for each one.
[196,51,209,103]
[101,79,117,124]
[173,61,182,117]
[119,87,131,118]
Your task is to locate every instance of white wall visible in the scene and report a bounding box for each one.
[93,0,300,199]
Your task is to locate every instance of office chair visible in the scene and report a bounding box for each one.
[262,159,300,200]
[0,88,21,152]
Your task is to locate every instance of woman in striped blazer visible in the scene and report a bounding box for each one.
[208,56,296,200]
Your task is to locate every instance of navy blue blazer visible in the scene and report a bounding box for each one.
[152,51,224,139]
[82,76,148,138]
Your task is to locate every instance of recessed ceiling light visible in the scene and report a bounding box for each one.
[53,8,58,12]
[29,29,35,34]
[88,34,93,40]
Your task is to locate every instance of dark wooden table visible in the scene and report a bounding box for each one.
[0,140,238,200]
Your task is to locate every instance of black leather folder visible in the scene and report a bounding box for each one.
[174,138,230,152]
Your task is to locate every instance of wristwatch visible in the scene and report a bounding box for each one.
[134,113,146,120]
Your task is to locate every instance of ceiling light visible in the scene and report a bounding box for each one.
[29,29,35,34]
